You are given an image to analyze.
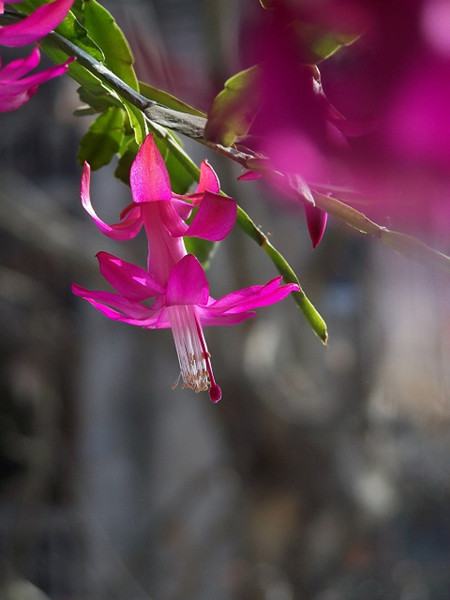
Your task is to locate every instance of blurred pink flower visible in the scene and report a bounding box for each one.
[0,46,71,112]
[241,0,450,233]
[75,134,298,401]
[0,0,73,47]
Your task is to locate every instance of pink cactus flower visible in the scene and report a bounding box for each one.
[73,252,298,403]
[80,135,237,246]
[0,0,74,47]
[74,134,299,401]
[0,46,72,112]
[237,169,262,182]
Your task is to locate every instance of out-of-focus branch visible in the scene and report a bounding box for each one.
[314,193,450,274]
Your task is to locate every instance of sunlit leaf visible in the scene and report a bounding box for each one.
[205,66,260,147]
[78,107,126,170]
[161,132,197,194]
[76,84,122,113]
[114,135,138,185]
[294,22,359,63]
[81,0,139,90]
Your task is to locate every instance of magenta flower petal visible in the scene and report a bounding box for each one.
[96,252,164,300]
[237,170,263,182]
[0,46,40,80]
[199,309,256,326]
[0,82,38,111]
[73,291,169,329]
[0,52,71,112]
[72,284,155,320]
[304,203,328,248]
[81,162,143,239]
[158,201,189,237]
[130,134,172,203]
[165,254,210,307]
[0,0,74,47]
[172,198,193,221]
[184,191,237,241]
[210,277,299,314]
[1,57,71,90]
[210,277,284,309]
[196,160,220,194]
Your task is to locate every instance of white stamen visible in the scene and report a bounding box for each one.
[168,305,210,393]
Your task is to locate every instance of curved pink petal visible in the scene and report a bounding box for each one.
[210,277,299,314]
[96,252,164,300]
[139,309,171,329]
[0,0,74,47]
[0,85,37,111]
[210,277,284,309]
[0,57,71,112]
[198,308,256,326]
[158,201,188,237]
[81,162,143,240]
[172,198,193,221]
[196,160,220,194]
[304,203,328,248]
[130,134,172,203]
[74,293,170,329]
[165,254,209,307]
[72,284,154,320]
[183,191,237,241]
[0,46,40,80]
[237,169,262,182]
[0,57,71,92]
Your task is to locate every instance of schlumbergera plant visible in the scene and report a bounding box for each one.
[2,0,450,401]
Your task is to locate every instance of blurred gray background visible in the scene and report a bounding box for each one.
[0,1,449,599]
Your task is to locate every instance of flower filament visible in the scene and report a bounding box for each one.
[168,305,222,402]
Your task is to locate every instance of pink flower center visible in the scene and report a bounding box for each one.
[168,304,222,402]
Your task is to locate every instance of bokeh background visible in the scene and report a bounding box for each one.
[1,1,450,599]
